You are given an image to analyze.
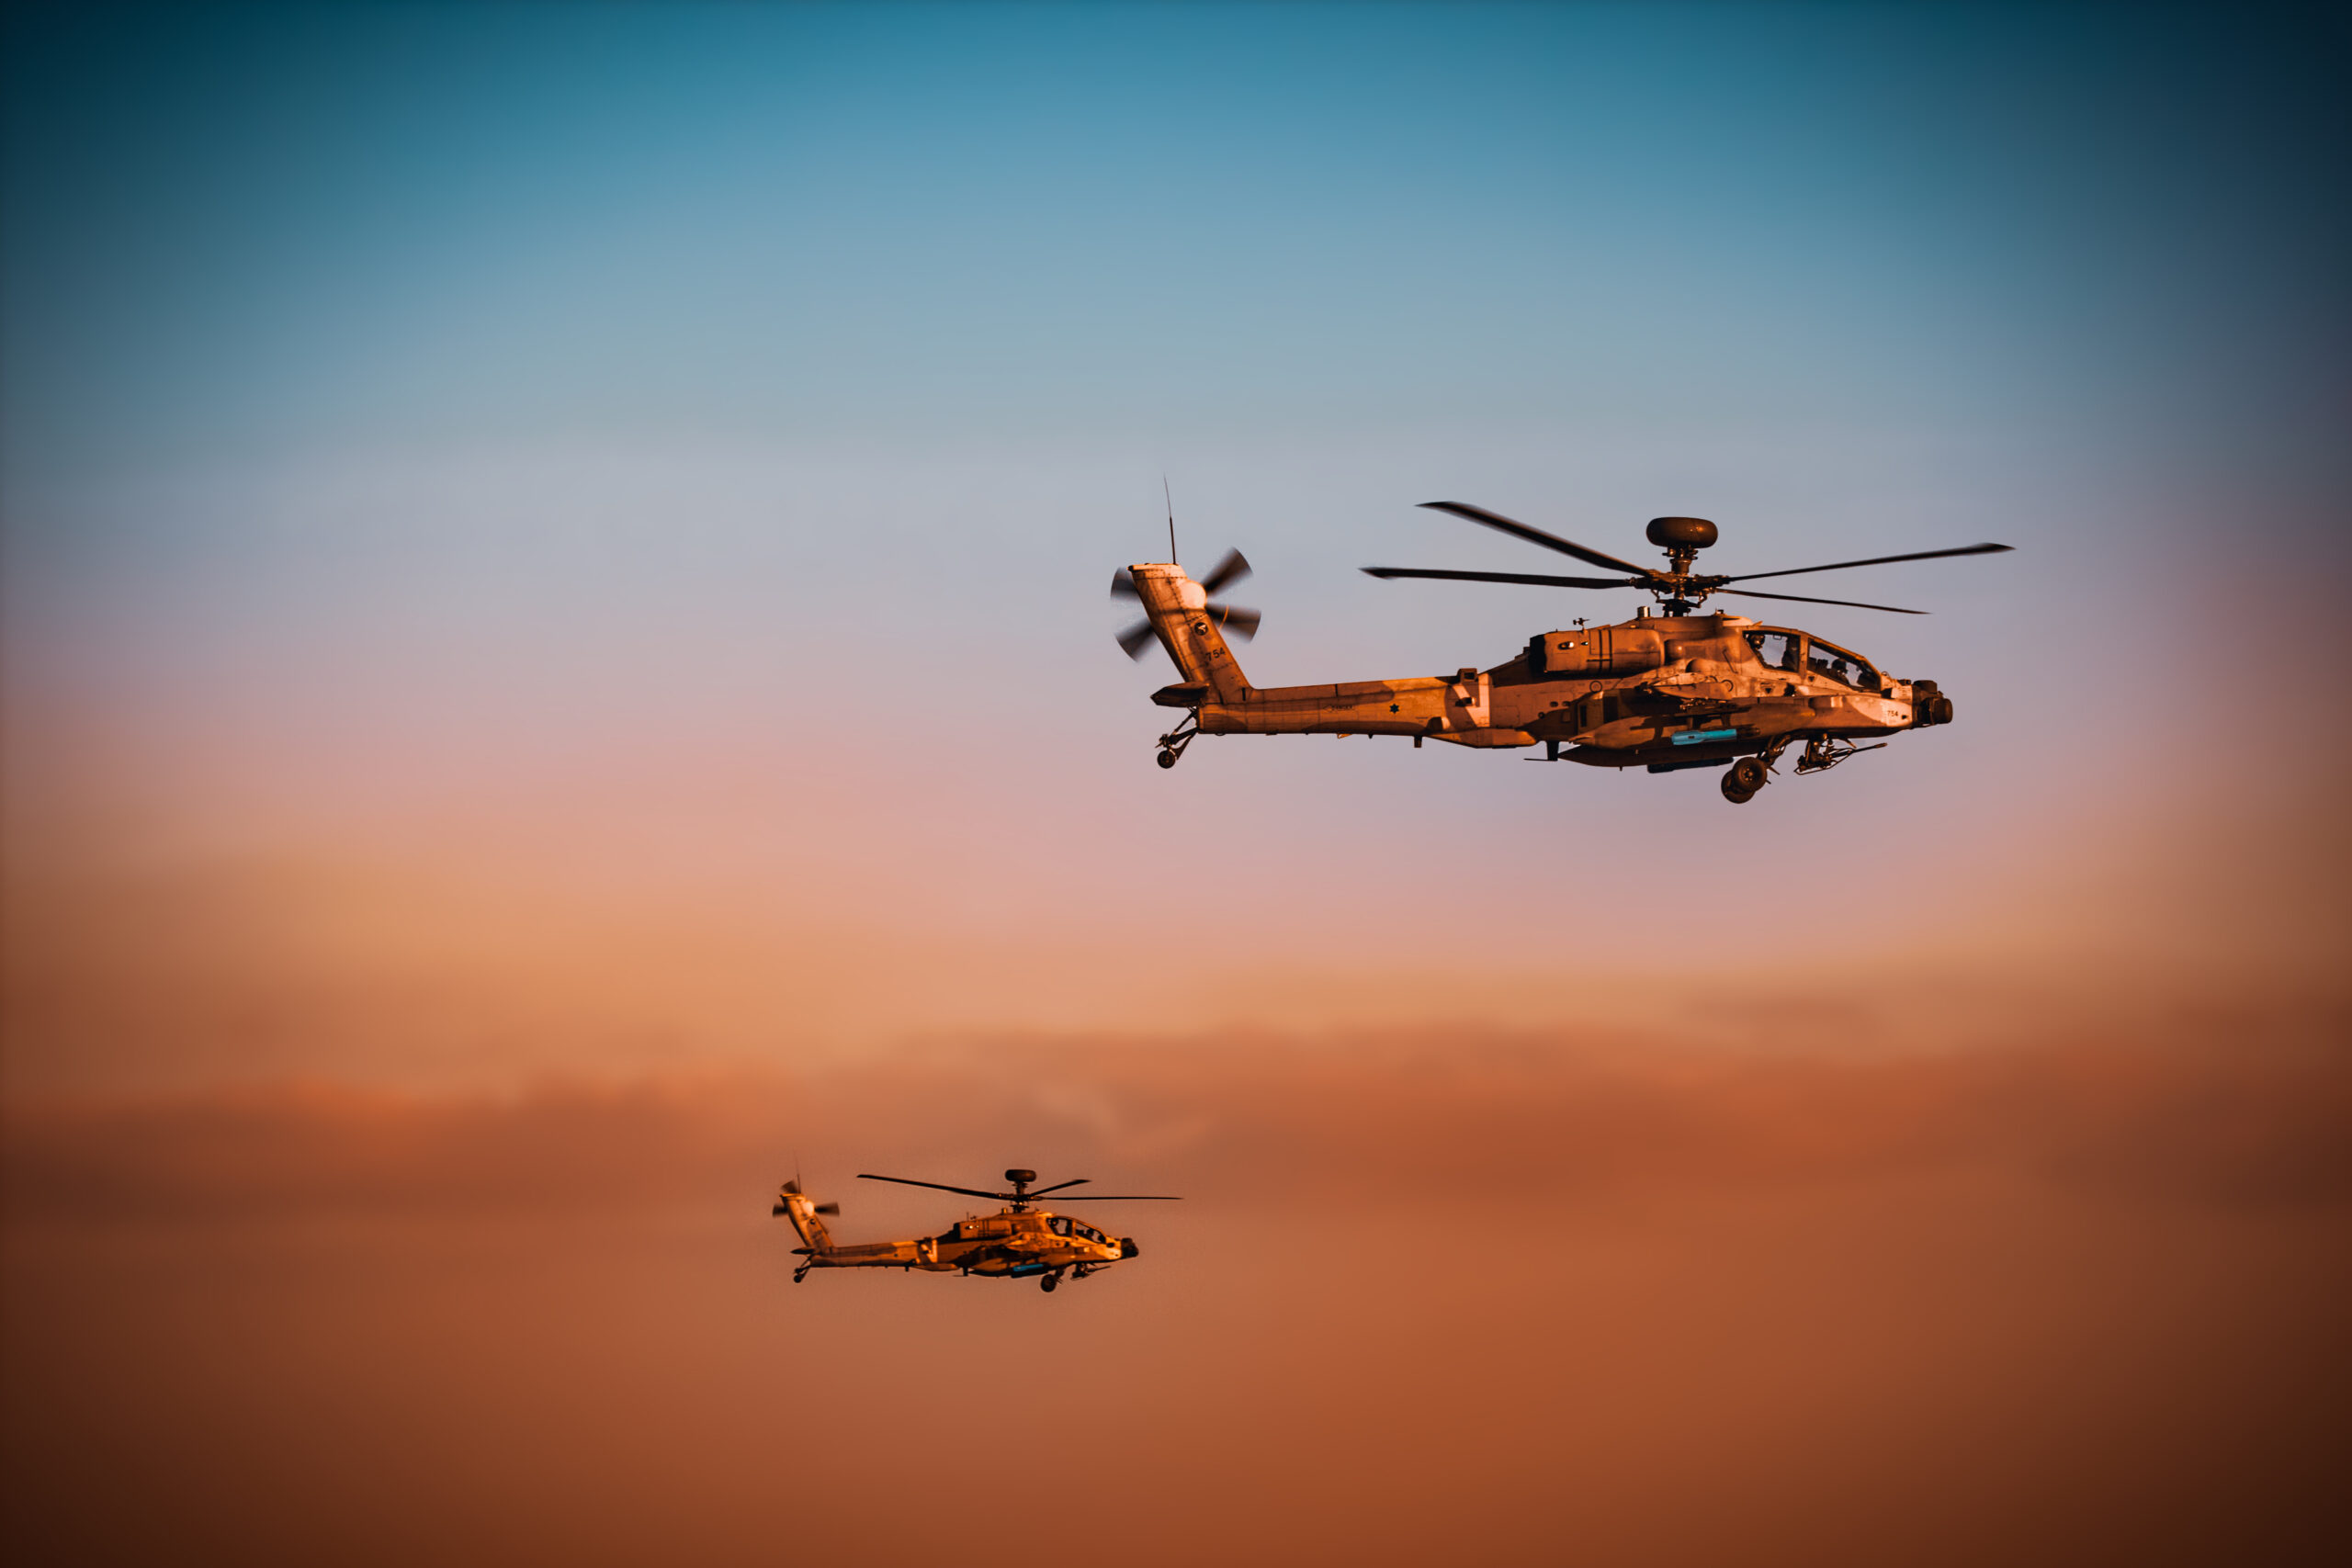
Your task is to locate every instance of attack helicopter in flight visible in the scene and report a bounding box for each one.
[1112,502,2009,803]
[774,1168,1178,1293]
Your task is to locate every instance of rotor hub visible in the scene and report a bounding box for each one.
[1642,519,1720,612]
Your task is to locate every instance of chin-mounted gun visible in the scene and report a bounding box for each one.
[1907,678,1955,727]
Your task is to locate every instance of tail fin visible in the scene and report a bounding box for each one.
[772,1180,837,1252]
[1124,562,1252,704]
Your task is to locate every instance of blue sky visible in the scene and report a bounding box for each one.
[7,3,2343,470]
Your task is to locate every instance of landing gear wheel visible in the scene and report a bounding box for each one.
[1723,757,1767,803]
[1040,1274,1059,1292]
[1153,716,1200,769]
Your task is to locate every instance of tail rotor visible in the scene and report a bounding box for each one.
[1112,548,1261,660]
[770,1178,837,1218]
[773,1179,842,1278]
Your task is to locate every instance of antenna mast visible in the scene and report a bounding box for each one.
[1163,476,1177,565]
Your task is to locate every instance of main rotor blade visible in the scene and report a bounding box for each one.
[1207,603,1261,639]
[1363,567,1637,590]
[1722,542,2012,584]
[1116,618,1158,659]
[1197,548,1251,597]
[1718,587,1927,615]
[1025,1179,1091,1198]
[858,1174,1010,1201]
[1045,1194,1182,1201]
[1111,568,1139,600]
[1419,502,1655,578]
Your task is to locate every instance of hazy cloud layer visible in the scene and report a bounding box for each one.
[9,1025,2348,1566]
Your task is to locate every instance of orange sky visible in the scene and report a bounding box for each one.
[8,1027,2348,1565]
[6,616,2345,1098]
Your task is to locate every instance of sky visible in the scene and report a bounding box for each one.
[4,3,2348,1562]
[4,0,2346,1089]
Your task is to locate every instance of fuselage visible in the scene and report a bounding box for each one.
[804,1205,1135,1278]
[1188,608,1929,768]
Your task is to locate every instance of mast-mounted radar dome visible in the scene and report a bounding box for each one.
[1645,516,1719,550]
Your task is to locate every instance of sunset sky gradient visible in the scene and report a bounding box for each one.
[4,4,2348,1563]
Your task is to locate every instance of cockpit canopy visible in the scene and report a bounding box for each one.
[1743,627,1881,691]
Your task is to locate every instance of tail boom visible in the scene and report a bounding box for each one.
[1125,562,1534,749]
[774,1182,955,1275]
[1197,670,1534,746]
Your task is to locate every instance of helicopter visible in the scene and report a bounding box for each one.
[773,1168,1179,1293]
[1111,501,2011,803]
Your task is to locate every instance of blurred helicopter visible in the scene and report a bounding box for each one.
[774,1168,1179,1293]
[1112,502,2010,803]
